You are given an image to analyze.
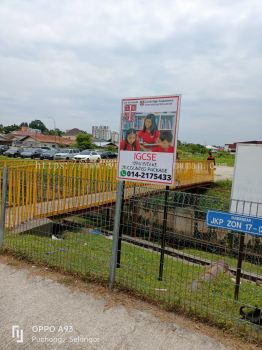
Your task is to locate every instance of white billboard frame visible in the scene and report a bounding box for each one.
[117,94,181,185]
[230,143,262,217]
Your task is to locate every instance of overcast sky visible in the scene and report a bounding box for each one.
[0,0,261,145]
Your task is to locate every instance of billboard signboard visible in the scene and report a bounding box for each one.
[118,95,181,185]
[230,144,262,217]
[207,144,262,231]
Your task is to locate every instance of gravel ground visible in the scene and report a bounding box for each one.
[215,166,234,182]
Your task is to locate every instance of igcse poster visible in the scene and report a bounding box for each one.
[118,95,181,185]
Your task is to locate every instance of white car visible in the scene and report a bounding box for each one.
[54,149,80,160]
[73,150,101,162]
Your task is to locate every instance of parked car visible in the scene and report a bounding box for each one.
[99,151,118,159]
[54,149,80,160]
[3,147,24,158]
[40,149,60,160]
[0,145,9,154]
[73,150,101,162]
[20,148,45,159]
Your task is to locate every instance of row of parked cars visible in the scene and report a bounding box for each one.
[0,145,118,162]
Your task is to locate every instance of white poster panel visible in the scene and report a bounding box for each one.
[230,144,262,217]
[118,95,181,185]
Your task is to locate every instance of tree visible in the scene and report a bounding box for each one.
[106,145,117,152]
[2,124,20,134]
[76,133,94,150]
[48,128,63,137]
[29,120,48,134]
[20,122,28,128]
[178,142,207,155]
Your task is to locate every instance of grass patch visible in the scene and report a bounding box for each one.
[214,152,235,167]
[204,180,232,204]
[182,247,262,277]
[178,151,235,167]
[3,230,262,340]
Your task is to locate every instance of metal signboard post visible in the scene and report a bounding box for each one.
[109,181,125,288]
[0,168,8,246]
[158,186,169,281]
[109,95,181,287]
[116,181,125,268]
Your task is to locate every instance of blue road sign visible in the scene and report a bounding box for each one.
[207,210,262,237]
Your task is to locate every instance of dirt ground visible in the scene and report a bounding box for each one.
[0,254,260,350]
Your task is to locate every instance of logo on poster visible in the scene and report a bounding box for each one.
[124,104,137,121]
[134,152,157,161]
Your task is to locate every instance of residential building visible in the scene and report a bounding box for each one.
[0,133,13,145]
[13,134,74,148]
[20,126,41,133]
[92,126,111,141]
[11,127,42,142]
[205,145,219,152]
[111,131,119,143]
[63,128,83,141]
[93,141,118,149]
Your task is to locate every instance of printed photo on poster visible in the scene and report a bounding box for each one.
[118,95,181,185]
[120,113,176,153]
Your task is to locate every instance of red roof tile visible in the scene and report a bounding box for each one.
[19,134,74,146]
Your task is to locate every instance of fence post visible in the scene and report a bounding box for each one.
[0,167,8,246]
[158,186,170,281]
[234,232,245,300]
[109,181,124,289]
[116,181,125,268]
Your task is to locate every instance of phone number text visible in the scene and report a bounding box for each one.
[124,171,171,181]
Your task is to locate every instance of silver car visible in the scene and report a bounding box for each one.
[54,149,80,160]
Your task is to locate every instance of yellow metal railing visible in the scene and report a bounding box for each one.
[0,160,214,228]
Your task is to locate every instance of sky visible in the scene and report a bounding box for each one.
[0,0,261,145]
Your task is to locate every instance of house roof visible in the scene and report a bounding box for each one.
[205,145,218,150]
[226,141,262,145]
[12,130,39,138]
[225,141,262,151]
[0,133,14,141]
[18,134,74,146]
[226,141,262,146]
[0,133,15,144]
[225,143,236,148]
[64,128,83,136]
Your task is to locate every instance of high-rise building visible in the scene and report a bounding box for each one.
[111,131,119,143]
[92,126,111,141]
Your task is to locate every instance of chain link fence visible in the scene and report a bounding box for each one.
[0,165,261,343]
